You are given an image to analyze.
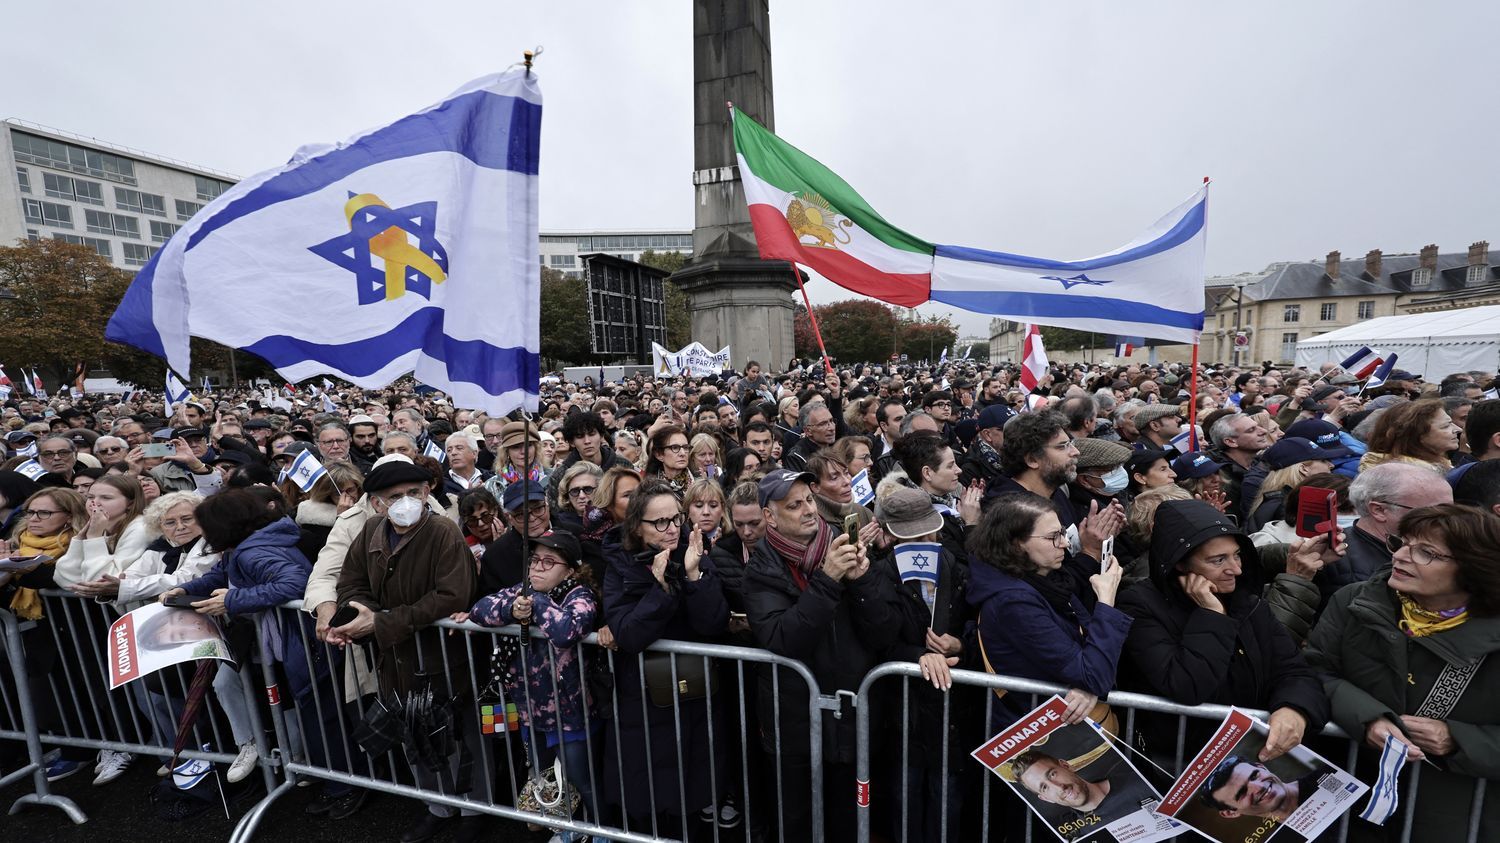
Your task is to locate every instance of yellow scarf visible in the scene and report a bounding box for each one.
[1397,591,1469,638]
[8,529,73,621]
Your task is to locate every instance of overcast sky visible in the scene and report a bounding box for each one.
[5,1,1496,337]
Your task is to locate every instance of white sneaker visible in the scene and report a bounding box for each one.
[93,749,133,785]
[156,763,170,777]
[227,742,258,783]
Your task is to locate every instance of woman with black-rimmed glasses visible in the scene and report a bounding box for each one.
[1307,503,1500,839]
[601,480,730,829]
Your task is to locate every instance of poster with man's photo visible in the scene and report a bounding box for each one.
[106,602,234,690]
[972,695,1181,842]
[1157,708,1368,843]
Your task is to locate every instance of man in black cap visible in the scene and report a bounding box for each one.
[149,428,221,493]
[331,455,482,843]
[478,481,553,596]
[742,468,899,843]
[959,404,1014,489]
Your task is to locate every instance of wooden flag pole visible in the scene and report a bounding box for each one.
[791,264,834,373]
[1189,341,1201,451]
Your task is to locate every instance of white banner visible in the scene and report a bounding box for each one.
[652,341,732,378]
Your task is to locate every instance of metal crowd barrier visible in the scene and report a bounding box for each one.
[228,603,833,843]
[851,662,1489,843]
[3,591,1489,842]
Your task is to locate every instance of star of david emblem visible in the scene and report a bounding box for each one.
[1040,273,1112,290]
[909,553,931,569]
[309,192,450,305]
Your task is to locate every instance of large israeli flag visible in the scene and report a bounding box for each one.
[929,187,1207,344]
[106,70,542,415]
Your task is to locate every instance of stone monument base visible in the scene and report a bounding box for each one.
[671,258,799,372]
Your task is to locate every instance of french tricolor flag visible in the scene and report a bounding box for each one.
[1115,336,1143,357]
[1363,354,1398,391]
[1338,346,1387,379]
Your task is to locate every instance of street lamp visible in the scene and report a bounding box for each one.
[1232,281,1248,368]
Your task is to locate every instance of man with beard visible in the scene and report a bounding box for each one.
[985,411,1082,527]
[346,415,382,473]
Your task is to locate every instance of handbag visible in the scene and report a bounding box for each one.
[642,652,718,708]
[517,756,580,820]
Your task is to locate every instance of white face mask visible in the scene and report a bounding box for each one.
[387,496,426,527]
[1098,466,1129,496]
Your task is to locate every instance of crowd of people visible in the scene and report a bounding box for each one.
[0,354,1496,842]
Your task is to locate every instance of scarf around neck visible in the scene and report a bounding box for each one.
[765,518,834,589]
[9,529,72,620]
[1397,591,1469,638]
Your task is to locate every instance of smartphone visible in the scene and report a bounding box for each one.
[1295,487,1339,549]
[329,603,358,627]
[1100,536,1115,571]
[162,592,199,609]
[141,443,177,458]
[844,513,861,546]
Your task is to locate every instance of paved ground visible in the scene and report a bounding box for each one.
[0,759,559,843]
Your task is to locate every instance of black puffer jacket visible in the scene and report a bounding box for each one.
[742,535,904,762]
[1116,500,1329,726]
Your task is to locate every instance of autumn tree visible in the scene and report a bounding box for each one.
[794,299,899,363]
[0,239,134,387]
[538,266,594,368]
[897,315,959,363]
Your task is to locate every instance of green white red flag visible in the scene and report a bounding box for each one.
[731,107,934,308]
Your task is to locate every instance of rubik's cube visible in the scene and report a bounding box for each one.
[480,701,519,734]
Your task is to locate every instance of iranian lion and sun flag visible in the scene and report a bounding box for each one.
[731,105,1209,350]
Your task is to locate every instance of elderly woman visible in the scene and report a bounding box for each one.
[689,433,723,480]
[602,480,729,825]
[968,492,1129,728]
[831,435,875,480]
[553,461,605,533]
[484,420,549,502]
[644,425,696,495]
[613,429,644,467]
[1307,503,1500,840]
[457,488,503,559]
[1117,500,1330,761]
[1358,398,1461,473]
[102,492,259,783]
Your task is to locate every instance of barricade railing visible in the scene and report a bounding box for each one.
[228,602,834,843]
[0,605,87,823]
[0,591,280,822]
[851,662,1488,843]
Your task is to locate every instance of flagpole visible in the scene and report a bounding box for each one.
[790,263,834,374]
[1188,340,1201,451]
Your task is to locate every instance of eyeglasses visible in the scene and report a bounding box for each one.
[1377,500,1414,512]
[528,555,564,571]
[376,488,427,506]
[643,513,685,532]
[95,446,125,454]
[927,401,952,409]
[568,485,597,498]
[319,436,349,446]
[661,443,691,454]
[38,450,74,459]
[806,418,836,429]
[22,509,61,519]
[464,511,496,525]
[1385,534,1454,566]
[1028,531,1068,546]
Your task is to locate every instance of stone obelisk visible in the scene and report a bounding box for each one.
[670,0,797,371]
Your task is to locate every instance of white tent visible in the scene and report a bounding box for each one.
[1295,306,1500,380]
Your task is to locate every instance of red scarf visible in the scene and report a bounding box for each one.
[765,518,834,590]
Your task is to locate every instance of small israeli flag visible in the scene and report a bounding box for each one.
[321,391,338,414]
[893,542,941,586]
[850,468,876,507]
[321,377,334,391]
[172,743,216,790]
[1358,733,1409,826]
[14,459,48,480]
[284,449,327,492]
[423,437,446,462]
[165,370,191,414]
[1169,425,1195,453]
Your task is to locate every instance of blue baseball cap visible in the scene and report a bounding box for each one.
[1283,419,1352,460]
[1262,437,1333,470]
[757,468,816,508]
[977,404,1016,430]
[1170,451,1226,479]
[502,481,548,512]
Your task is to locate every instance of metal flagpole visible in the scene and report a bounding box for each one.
[1189,342,1201,451]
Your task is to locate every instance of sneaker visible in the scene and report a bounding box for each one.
[93,749,132,786]
[45,757,85,782]
[325,788,368,821]
[156,764,170,777]
[227,742,258,784]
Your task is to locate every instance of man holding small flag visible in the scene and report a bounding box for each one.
[1335,345,1388,380]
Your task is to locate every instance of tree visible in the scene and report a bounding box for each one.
[0,239,133,386]
[539,266,593,368]
[1040,326,1108,350]
[794,299,899,363]
[898,315,959,363]
[639,249,692,348]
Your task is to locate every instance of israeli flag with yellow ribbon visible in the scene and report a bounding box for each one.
[106,70,542,415]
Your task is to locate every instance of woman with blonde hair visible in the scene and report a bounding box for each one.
[54,474,150,588]
[554,461,605,533]
[1247,439,1335,532]
[295,461,365,564]
[684,477,731,542]
[1,487,88,619]
[689,433,723,481]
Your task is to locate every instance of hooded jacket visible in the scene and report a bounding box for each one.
[1116,500,1329,726]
